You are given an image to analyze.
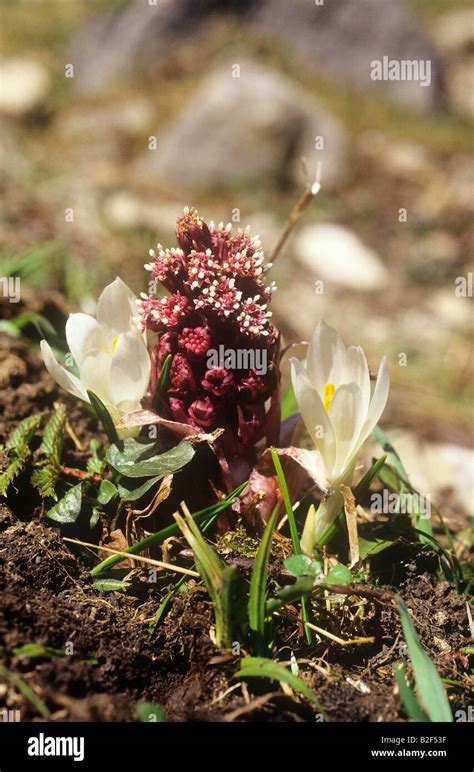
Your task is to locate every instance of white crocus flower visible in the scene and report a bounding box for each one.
[290,320,389,555]
[40,277,151,431]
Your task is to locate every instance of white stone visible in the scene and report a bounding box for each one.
[294,223,389,291]
[0,58,50,116]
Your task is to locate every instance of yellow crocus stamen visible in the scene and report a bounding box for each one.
[323,382,335,412]
[102,336,119,355]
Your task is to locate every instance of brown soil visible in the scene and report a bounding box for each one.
[0,331,471,722]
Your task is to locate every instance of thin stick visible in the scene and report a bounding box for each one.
[305,621,375,647]
[268,162,322,264]
[62,537,199,577]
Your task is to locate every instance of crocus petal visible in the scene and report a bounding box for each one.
[328,382,365,480]
[40,340,89,402]
[109,331,151,408]
[342,345,370,417]
[290,357,336,473]
[78,349,114,406]
[96,277,138,335]
[356,355,390,447]
[65,313,109,368]
[307,319,346,395]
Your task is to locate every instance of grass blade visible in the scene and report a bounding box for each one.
[90,482,247,576]
[236,656,327,717]
[394,661,427,722]
[397,597,452,722]
[248,506,279,655]
[271,448,312,643]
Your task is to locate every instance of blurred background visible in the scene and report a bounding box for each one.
[0,0,473,518]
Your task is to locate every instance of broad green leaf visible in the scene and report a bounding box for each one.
[117,475,163,501]
[46,483,83,524]
[236,657,327,717]
[107,438,194,478]
[397,597,452,722]
[325,564,352,585]
[284,555,322,577]
[97,479,119,505]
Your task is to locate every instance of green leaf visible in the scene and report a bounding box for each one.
[355,454,387,497]
[87,390,119,444]
[358,524,398,559]
[46,483,83,524]
[284,555,322,577]
[12,643,65,659]
[117,475,163,502]
[87,439,105,475]
[266,575,316,615]
[0,663,50,719]
[31,466,59,500]
[317,455,387,547]
[394,662,427,722]
[92,577,132,592]
[38,404,66,465]
[135,700,166,722]
[248,507,279,655]
[107,438,194,478]
[0,413,46,496]
[236,657,327,717]
[6,413,46,454]
[97,479,119,505]
[174,511,243,649]
[397,597,452,722]
[156,353,172,396]
[0,452,29,497]
[90,482,247,577]
[373,425,410,484]
[325,564,352,585]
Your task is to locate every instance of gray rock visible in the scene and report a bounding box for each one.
[71,0,441,111]
[251,0,441,111]
[71,0,252,93]
[138,61,348,192]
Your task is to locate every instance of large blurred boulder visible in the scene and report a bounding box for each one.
[71,0,252,94]
[251,0,441,112]
[71,0,441,111]
[137,61,348,192]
